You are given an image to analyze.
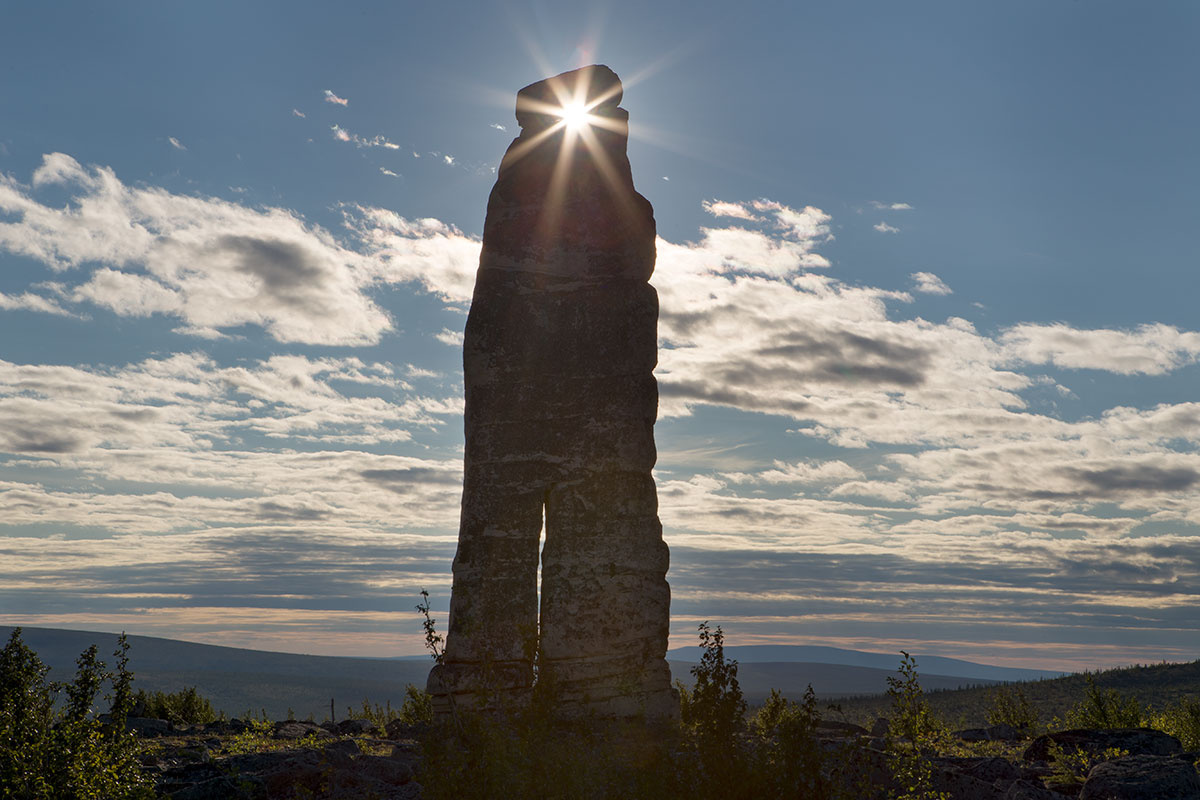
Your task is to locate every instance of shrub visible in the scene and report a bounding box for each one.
[1048,742,1129,786]
[986,684,1038,732]
[1149,697,1200,750]
[0,628,154,799]
[683,621,745,744]
[750,685,831,797]
[1061,676,1143,729]
[134,685,218,725]
[885,652,949,800]
[399,684,434,726]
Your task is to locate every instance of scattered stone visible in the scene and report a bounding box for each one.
[273,719,330,739]
[169,775,255,800]
[1024,728,1183,762]
[123,716,171,737]
[955,723,1023,742]
[429,63,676,722]
[322,737,361,757]
[1003,779,1068,800]
[335,717,377,735]
[384,718,427,740]
[1079,754,1200,799]
[935,756,1027,784]
[930,764,996,798]
[816,719,870,737]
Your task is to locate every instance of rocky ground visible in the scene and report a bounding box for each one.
[128,715,1200,799]
[129,716,424,799]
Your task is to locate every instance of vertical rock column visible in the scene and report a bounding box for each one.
[427,65,677,721]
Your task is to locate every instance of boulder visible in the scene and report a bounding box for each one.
[1003,779,1067,800]
[1025,728,1182,762]
[335,717,377,735]
[123,715,171,737]
[1080,754,1200,799]
[955,723,1023,742]
[272,719,329,740]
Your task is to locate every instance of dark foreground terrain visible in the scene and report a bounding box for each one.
[122,710,1200,799]
[5,626,1199,798]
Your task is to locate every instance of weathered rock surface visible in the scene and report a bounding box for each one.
[1002,779,1066,800]
[428,64,676,721]
[955,723,1024,742]
[1080,754,1200,799]
[1024,728,1183,762]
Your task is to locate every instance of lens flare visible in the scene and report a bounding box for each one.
[557,101,591,132]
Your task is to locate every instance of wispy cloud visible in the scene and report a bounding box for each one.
[873,221,900,233]
[331,125,400,149]
[292,108,306,118]
[435,327,464,346]
[379,167,399,178]
[702,200,761,221]
[0,291,78,317]
[167,136,186,151]
[1001,322,1200,375]
[323,89,349,106]
[489,123,506,132]
[910,271,952,295]
[871,201,913,210]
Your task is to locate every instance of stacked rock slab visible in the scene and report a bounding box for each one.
[426,65,677,721]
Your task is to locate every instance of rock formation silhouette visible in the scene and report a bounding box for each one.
[427,65,677,720]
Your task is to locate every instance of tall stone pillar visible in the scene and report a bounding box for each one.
[426,65,677,721]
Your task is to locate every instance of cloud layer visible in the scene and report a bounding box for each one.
[2,157,1199,666]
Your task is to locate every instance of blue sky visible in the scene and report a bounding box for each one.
[2,1,1198,671]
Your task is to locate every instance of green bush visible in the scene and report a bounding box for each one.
[682,621,746,745]
[134,685,218,725]
[885,652,949,800]
[0,628,153,799]
[986,684,1038,732]
[750,685,834,797]
[1149,697,1200,750]
[1061,676,1143,729]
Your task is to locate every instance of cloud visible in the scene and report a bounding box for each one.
[167,137,186,151]
[292,109,306,118]
[443,155,454,165]
[0,153,396,345]
[342,205,480,303]
[910,271,952,295]
[435,327,464,346]
[1001,323,1200,375]
[323,90,349,106]
[490,123,507,132]
[752,199,832,243]
[871,201,913,210]
[331,125,401,149]
[874,222,900,233]
[379,168,399,178]
[0,291,77,317]
[5,187,1200,665]
[724,459,863,485]
[702,200,761,221]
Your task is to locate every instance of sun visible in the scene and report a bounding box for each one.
[557,101,592,132]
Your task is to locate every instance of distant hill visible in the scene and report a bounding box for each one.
[669,660,1002,705]
[5,625,1052,717]
[833,658,1200,728]
[666,644,1064,683]
[1,626,432,722]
